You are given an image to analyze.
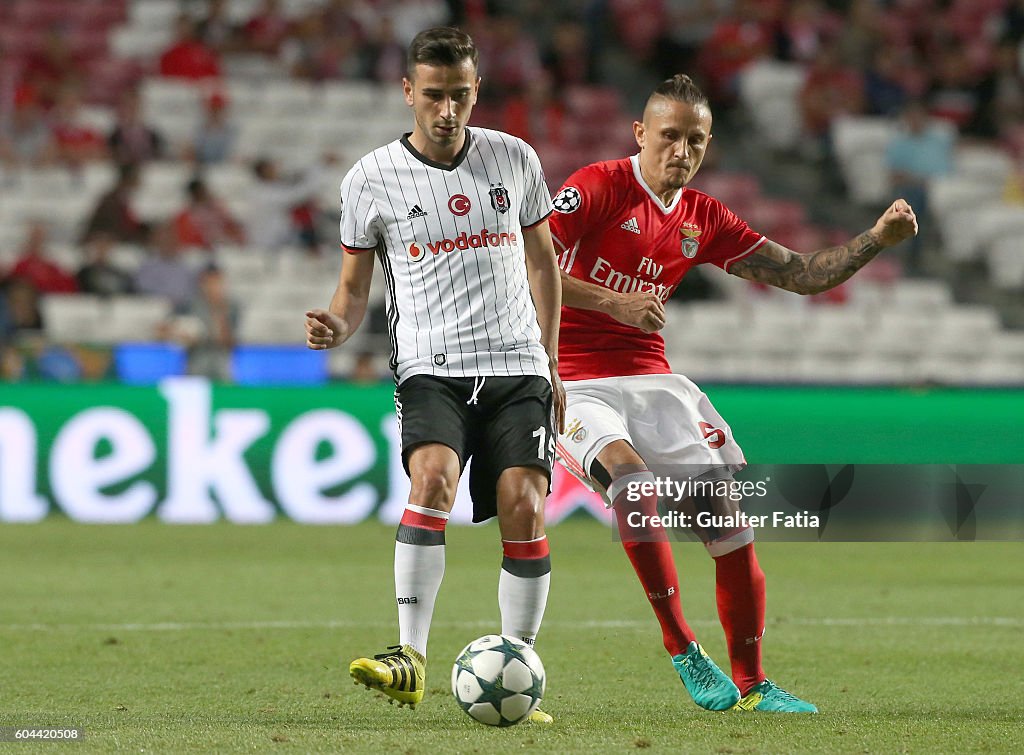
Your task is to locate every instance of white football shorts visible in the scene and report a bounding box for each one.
[555,373,746,494]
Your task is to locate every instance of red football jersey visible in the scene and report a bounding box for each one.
[550,155,766,380]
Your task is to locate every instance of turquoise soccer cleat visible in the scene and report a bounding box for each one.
[671,642,741,711]
[731,680,818,713]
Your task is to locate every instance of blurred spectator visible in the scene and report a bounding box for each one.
[35,343,84,382]
[501,73,566,146]
[799,44,865,160]
[173,178,246,251]
[76,234,134,297]
[775,0,838,64]
[320,0,374,40]
[0,93,56,169]
[80,163,149,245]
[160,15,223,80]
[107,90,165,166]
[885,101,954,273]
[189,92,237,165]
[698,0,775,105]
[0,277,44,339]
[864,44,912,117]
[926,44,981,131]
[283,12,363,81]
[350,350,382,384]
[246,156,330,252]
[243,0,292,56]
[835,0,882,70]
[477,13,543,100]
[970,40,1024,140]
[362,16,407,83]
[184,264,238,381]
[542,19,594,90]
[134,225,196,312]
[50,87,107,168]
[7,223,78,294]
[609,0,668,64]
[651,1,726,82]
[0,344,26,381]
[197,0,240,54]
[20,28,82,110]
[1004,0,1024,44]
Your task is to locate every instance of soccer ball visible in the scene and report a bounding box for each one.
[451,634,546,726]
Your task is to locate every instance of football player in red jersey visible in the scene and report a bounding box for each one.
[550,74,917,713]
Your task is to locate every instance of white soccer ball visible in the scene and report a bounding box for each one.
[451,634,546,726]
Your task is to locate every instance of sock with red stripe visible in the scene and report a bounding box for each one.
[499,536,551,645]
[611,471,696,657]
[714,541,766,695]
[394,505,448,657]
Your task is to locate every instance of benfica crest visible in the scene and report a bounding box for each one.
[489,183,510,214]
[680,224,702,259]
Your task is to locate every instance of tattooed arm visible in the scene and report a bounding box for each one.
[729,199,919,295]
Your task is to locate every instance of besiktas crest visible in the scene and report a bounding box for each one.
[489,183,510,214]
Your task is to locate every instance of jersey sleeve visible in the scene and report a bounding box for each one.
[701,198,767,272]
[519,141,554,229]
[338,163,381,253]
[548,165,612,263]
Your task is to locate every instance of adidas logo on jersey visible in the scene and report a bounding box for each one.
[407,204,428,219]
[620,217,640,234]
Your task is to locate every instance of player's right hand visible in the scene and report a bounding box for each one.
[305,309,349,350]
[609,292,666,333]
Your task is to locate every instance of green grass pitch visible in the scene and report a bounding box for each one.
[1,519,1021,753]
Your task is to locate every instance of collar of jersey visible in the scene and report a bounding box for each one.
[630,154,684,214]
[401,129,473,171]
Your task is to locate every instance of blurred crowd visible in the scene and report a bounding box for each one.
[2,0,1023,383]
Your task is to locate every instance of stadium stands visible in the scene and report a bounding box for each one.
[1,0,1022,386]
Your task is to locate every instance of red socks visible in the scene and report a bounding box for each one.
[613,479,695,657]
[714,542,766,695]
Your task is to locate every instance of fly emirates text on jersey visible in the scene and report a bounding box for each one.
[588,255,675,301]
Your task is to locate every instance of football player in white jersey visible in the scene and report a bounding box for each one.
[305,27,564,722]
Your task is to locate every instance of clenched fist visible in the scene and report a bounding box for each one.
[305,309,349,350]
[872,198,919,247]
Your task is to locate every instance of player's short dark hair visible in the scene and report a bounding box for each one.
[650,74,709,109]
[407,27,478,79]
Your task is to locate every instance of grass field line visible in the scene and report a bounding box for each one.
[0,616,1021,633]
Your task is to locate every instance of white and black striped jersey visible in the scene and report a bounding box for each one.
[339,127,553,384]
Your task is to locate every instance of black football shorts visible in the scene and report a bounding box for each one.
[394,374,554,522]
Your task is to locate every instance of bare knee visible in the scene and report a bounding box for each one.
[409,468,456,508]
[497,469,547,539]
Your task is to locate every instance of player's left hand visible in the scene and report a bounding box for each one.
[550,365,566,434]
[872,198,919,247]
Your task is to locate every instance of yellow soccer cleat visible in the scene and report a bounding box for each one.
[527,708,553,724]
[349,644,426,708]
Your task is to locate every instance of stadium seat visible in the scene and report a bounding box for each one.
[114,342,188,384]
[886,279,953,312]
[927,175,1003,240]
[944,203,1024,263]
[738,61,806,150]
[128,0,179,29]
[927,306,1001,362]
[106,295,173,343]
[321,81,381,115]
[985,236,1024,291]
[953,145,1014,182]
[110,25,174,59]
[231,345,328,385]
[41,295,105,344]
[831,116,898,206]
